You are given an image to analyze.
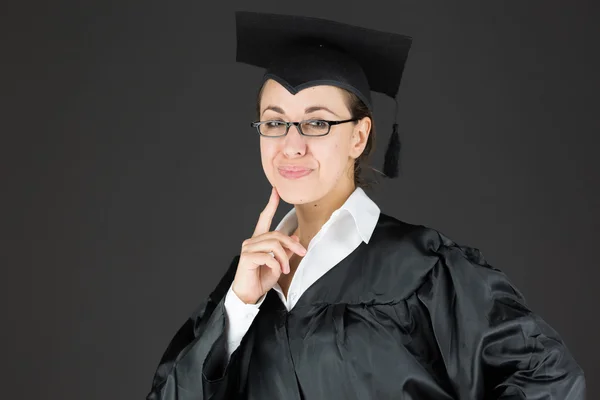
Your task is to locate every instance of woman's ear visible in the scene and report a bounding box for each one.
[350,117,371,159]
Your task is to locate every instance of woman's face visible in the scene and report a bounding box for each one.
[258,79,371,205]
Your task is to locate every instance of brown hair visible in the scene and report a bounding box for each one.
[341,90,376,189]
[256,85,377,189]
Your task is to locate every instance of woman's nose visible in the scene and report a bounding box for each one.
[282,125,307,157]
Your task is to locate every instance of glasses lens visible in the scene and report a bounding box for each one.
[300,120,330,136]
[260,121,287,136]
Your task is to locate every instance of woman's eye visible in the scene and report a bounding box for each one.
[266,121,285,127]
[308,120,326,127]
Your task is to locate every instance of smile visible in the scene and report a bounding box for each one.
[278,167,313,180]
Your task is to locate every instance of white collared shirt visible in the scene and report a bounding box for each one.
[224,187,380,358]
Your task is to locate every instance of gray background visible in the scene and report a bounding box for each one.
[2,1,598,399]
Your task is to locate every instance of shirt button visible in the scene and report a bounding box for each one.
[289,292,297,301]
[245,313,254,319]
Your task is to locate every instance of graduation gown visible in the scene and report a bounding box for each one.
[146,214,585,399]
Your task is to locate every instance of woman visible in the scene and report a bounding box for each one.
[147,11,585,399]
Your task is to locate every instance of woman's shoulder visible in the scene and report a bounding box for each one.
[372,212,480,256]
[368,213,509,297]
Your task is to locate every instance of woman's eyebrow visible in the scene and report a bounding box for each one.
[304,106,340,117]
[261,105,340,117]
[262,105,285,116]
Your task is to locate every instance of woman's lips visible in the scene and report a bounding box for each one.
[278,167,313,179]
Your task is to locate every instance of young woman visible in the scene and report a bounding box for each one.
[146,11,585,400]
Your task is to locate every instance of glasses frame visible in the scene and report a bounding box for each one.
[250,118,359,137]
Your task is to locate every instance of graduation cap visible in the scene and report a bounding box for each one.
[235,11,413,178]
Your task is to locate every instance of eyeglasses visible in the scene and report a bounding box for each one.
[250,118,358,137]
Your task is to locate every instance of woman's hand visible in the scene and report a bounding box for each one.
[231,187,307,305]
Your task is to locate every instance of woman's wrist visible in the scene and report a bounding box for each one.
[231,283,260,305]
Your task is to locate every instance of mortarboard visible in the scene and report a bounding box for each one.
[235,11,413,178]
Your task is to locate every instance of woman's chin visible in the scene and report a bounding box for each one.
[275,183,322,205]
[278,191,315,205]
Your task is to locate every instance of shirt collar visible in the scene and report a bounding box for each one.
[274,187,380,244]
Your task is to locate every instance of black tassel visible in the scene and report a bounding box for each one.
[383,123,401,178]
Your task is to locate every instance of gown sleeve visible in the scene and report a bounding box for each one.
[146,255,248,400]
[418,239,586,399]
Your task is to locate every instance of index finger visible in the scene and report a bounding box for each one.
[252,187,280,237]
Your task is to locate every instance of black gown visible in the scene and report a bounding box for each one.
[146,214,585,399]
